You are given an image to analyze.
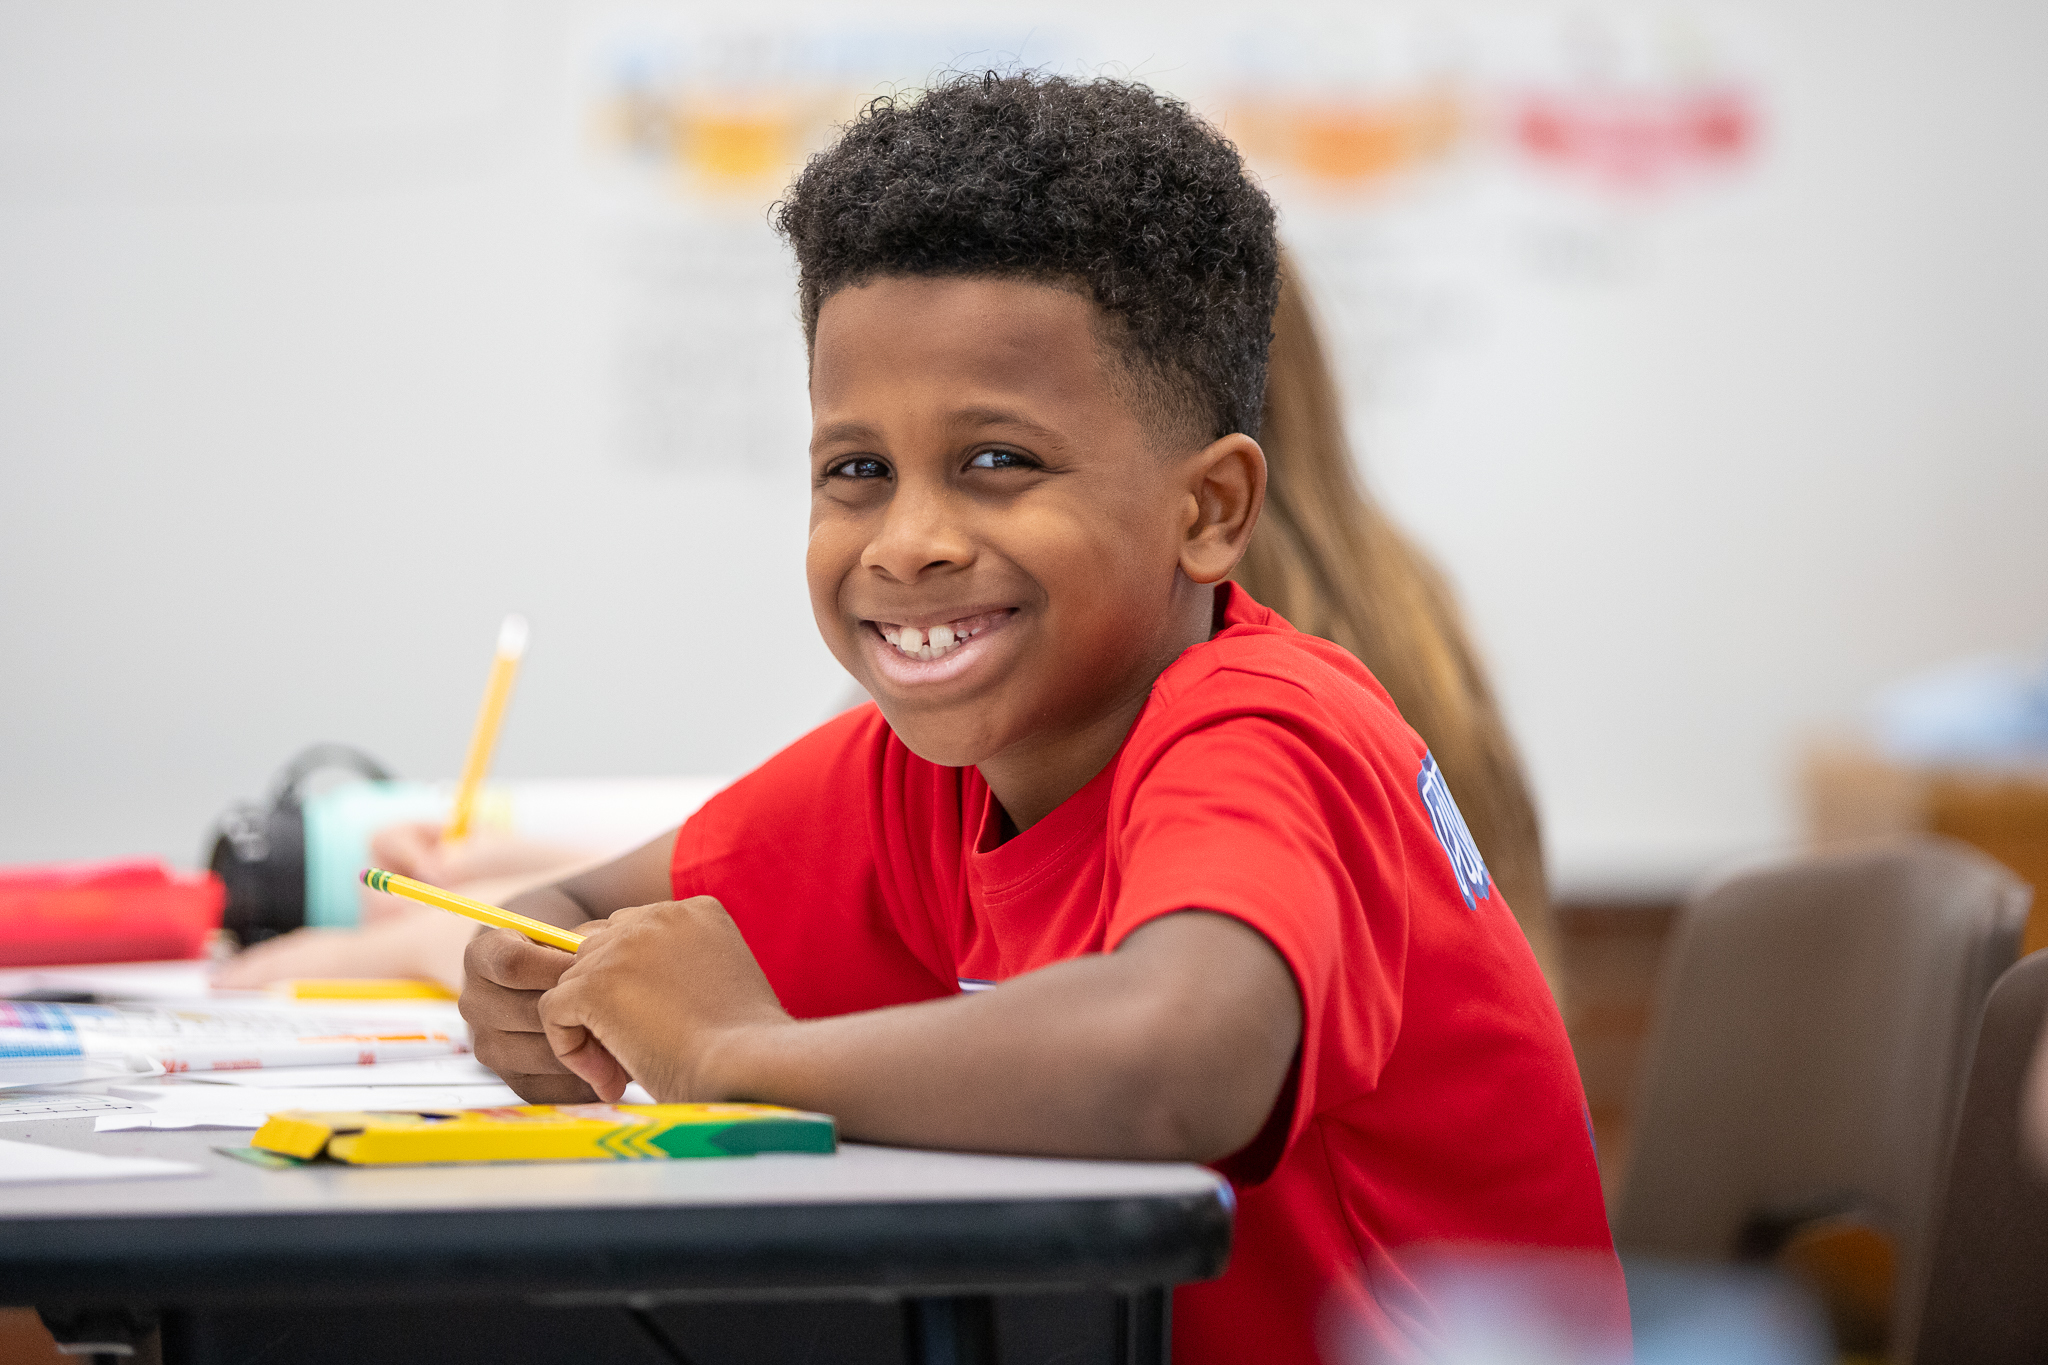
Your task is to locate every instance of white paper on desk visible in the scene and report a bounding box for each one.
[175,1062,656,1105]
[0,1055,159,1090]
[95,1083,524,1131]
[0,959,214,1002]
[96,1115,263,1132]
[0,1090,149,1123]
[176,1057,503,1088]
[0,1136,201,1183]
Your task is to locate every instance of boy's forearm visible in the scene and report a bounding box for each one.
[699,913,1300,1163]
[500,883,599,931]
[500,830,680,930]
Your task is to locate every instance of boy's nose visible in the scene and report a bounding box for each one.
[861,485,974,583]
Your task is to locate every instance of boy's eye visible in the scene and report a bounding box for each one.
[966,448,1034,471]
[827,457,889,480]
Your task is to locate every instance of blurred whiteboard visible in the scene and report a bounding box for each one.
[1,0,2044,898]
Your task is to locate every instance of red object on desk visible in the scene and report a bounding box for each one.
[0,859,224,966]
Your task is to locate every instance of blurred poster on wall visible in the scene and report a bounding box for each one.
[558,1,1799,889]
[569,3,1764,478]
[10,0,2038,892]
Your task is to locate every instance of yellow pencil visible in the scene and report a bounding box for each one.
[444,613,528,843]
[360,868,585,953]
[277,979,460,1001]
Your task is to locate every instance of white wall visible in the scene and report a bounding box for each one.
[2,0,2043,896]
[1347,0,2048,888]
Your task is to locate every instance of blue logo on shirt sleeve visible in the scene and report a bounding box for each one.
[1417,752,1492,911]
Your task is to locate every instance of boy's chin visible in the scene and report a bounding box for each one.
[870,700,1004,771]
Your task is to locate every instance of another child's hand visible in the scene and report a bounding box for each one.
[460,929,596,1104]
[538,897,790,1104]
[211,904,475,992]
[367,822,596,917]
[368,821,454,884]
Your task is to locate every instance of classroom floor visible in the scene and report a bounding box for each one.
[0,1310,75,1365]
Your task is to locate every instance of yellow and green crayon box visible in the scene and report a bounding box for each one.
[251,1102,836,1165]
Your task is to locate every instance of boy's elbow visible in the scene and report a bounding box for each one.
[1102,913,1302,1162]
[1135,1094,1267,1164]
[1112,994,1292,1163]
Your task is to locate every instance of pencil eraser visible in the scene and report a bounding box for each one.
[497,614,529,659]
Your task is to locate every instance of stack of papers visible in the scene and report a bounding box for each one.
[0,976,654,1163]
[97,1087,526,1131]
[177,1057,502,1089]
[0,1000,468,1088]
[96,1058,524,1131]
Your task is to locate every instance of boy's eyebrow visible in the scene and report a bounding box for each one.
[948,407,1066,444]
[811,419,883,449]
[811,409,1067,451]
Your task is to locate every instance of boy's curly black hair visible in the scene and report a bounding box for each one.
[774,72,1280,442]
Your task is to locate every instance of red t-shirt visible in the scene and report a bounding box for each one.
[670,585,1627,1361]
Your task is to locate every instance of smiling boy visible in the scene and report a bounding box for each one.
[461,75,1626,1361]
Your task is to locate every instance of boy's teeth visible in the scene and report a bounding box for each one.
[882,619,981,660]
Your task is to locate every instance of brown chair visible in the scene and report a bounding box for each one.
[1613,837,2029,1348]
[1907,949,2048,1363]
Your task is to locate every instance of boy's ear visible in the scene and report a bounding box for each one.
[1178,434,1267,586]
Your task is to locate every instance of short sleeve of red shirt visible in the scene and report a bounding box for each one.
[1107,702,1410,1156]
[669,706,955,1019]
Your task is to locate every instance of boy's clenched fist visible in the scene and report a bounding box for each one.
[539,896,792,1104]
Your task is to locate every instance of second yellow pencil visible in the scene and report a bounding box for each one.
[444,613,528,843]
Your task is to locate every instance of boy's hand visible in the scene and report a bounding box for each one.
[460,929,596,1104]
[538,897,791,1104]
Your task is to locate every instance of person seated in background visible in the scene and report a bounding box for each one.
[216,266,1560,1001]
[453,73,1624,1361]
[1237,250,1559,987]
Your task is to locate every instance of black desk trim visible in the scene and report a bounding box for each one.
[7,1191,1232,1307]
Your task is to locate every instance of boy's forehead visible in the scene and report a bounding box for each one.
[811,276,1119,404]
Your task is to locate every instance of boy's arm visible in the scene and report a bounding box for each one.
[460,830,679,1103]
[539,898,1304,1162]
[497,828,680,930]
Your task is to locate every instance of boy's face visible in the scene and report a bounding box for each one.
[806,275,1219,776]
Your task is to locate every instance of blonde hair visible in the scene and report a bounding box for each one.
[1234,254,1560,983]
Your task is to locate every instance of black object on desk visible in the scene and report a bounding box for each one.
[205,743,392,946]
[3,1133,1232,1365]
